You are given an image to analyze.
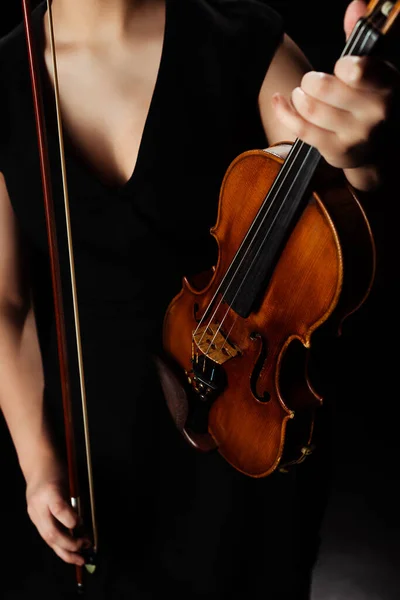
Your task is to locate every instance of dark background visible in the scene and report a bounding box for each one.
[1,1,398,599]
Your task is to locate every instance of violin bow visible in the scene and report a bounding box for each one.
[21,0,98,592]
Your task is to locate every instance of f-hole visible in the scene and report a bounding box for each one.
[193,303,200,323]
[249,332,270,403]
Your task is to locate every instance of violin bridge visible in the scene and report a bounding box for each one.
[193,324,240,365]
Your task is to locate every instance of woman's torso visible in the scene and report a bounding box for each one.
[0,3,325,598]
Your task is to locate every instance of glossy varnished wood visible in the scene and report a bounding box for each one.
[162,147,375,477]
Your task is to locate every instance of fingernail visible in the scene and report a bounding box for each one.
[304,71,326,83]
[348,64,361,82]
[340,56,362,82]
[292,87,305,99]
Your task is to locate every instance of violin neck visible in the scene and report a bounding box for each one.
[286,8,384,192]
[221,13,386,318]
[341,6,385,58]
[269,9,385,233]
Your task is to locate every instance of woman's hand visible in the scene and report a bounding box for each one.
[271,0,400,191]
[25,455,89,567]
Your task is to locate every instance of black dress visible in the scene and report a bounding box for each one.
[0,1,332,598]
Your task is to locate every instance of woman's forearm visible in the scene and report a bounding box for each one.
[0,305,57,482]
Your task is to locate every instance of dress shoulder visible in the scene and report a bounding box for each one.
[178,0,284,99]
[0,2,45,174]
[0,26,23,173]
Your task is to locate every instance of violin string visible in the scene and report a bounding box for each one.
[46,1,98,553]
[219,313,240,355]
[193,140,305,341]
[341,10,373,56]
[205,18,371,353]
[197,140,310,352]
[196,19,369,362]
[213,17,370,322]
[193,141,305,361]
[202,144,314,359]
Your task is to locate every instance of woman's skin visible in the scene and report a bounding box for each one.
[0,0,398,567]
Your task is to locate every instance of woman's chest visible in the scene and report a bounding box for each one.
[43,11,166,187]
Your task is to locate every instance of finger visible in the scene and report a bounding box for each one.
[48,495,79,530]
[41,515,86,553]
[271,93,341,161]
[29,502,86,554]
[334,55,400,93]
[344,0,367,40]
[52,544,85,567]
[301,71,373,113]
[291,87,353,134]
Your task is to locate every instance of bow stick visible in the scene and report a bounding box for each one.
[21,0,98,592]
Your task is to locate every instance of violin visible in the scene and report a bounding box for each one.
[156,0,399,478]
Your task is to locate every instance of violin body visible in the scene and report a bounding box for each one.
[157,145,375,477]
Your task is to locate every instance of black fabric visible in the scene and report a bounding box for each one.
[0,1,332,598]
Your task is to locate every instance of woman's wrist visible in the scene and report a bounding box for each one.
[18,436,64,486]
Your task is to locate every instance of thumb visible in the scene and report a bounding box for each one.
[344,0,368,40]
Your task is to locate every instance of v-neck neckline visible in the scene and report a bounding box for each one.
[37,0,171,197]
